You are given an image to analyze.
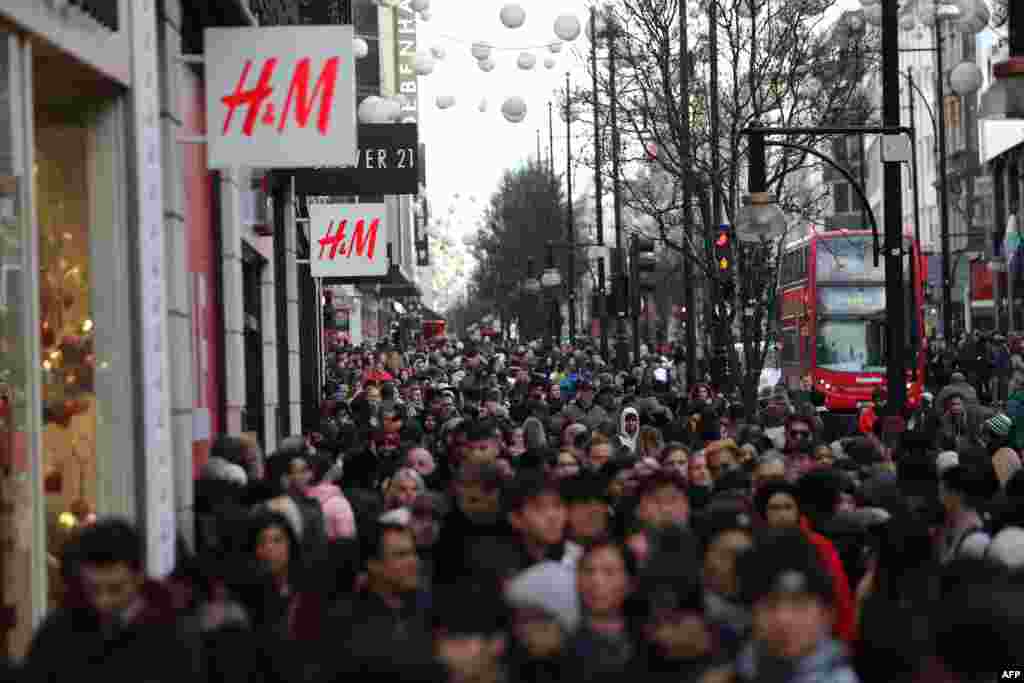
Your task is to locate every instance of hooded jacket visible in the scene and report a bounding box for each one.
[305,482,357,540]
[800,517,857,645]
[618,407,640,454]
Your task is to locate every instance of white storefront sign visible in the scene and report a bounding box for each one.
[309,203,389,278]
[204,26,357,168]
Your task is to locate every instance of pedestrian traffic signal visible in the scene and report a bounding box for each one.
[634,235,658,292]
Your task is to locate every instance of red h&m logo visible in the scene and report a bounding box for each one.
[318,219,380,262]
[221,57,340,137]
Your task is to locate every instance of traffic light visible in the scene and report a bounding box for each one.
[635,236,657,290]
[714,226,733,273]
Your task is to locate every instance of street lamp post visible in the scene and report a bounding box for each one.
[542,243,563,349]
[608,14,630,371]
[590,5,609,360]
[565,72,577,347]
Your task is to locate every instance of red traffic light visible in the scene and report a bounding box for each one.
[715,232,729,248]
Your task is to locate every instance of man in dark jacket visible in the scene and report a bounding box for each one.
[21,519,203,683]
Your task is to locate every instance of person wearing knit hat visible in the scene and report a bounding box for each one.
[936,450,960,475]
[728,529,857,682]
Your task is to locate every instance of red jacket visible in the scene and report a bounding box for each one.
[801,516,857,645]
[859,405,878,435]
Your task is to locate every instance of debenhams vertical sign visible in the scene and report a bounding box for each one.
[396,0,418,123]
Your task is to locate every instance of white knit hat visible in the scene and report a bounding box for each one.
[505,561,580,632]
[936,451,959,474]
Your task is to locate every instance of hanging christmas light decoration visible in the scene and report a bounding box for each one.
[479,98,489,112]
[554,14,582,41]
[544,56,556,69]
[549,41,563,54]
[472,42,494,61]
[502,96,527,123]
[500,3,527,29]
[414,51,435,76]
[479,57,496,72]
[358,96,393,123]
[411,0,430,11]
[420,10,431,21]
[353,37,369,60]
[517,52,537,70]
[436,95,456,109]
[430,45,446,60]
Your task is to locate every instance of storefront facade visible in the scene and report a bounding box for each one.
[0,0,150,658]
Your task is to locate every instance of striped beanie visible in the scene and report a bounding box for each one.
[986,413,1013,438]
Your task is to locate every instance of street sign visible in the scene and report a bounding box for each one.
[292,124,420,195]
[204,26,357,169]
[309,203,389,278]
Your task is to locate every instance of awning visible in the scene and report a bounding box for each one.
[323,265,421,299]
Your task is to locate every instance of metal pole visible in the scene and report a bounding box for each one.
[935,18,954,341]
[591,6,610,360]
[681,0,698,387]
[883,0,907,415]
[709,0,722,229]
[631,236,641,363]
[536,128,542,163]
[547,243,557,349]
[609,21,629,371]
[566,73,576,347]
[548,102,555,176]
[907,68,923,250]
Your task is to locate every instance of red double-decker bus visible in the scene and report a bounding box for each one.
[775,230,926,418]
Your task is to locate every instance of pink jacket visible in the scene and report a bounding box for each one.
[305,482,357,540]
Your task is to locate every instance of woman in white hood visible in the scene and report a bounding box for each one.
[618,407,640,455]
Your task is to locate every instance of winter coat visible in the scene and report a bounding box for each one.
[305,482,357,540]
[21,580,204,683]
[732,637,858,683]
[562,398,612,431]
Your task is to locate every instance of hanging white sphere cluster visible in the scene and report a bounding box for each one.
[501,96,527,123]
[411,0,429,11]
[436,95,456,110]
[517,52,536,70]
[479,57,496,72]
[554,14,582,42]
[950,60,983,95]
[478,98,488,112]
[500,3,526,29]
[430,46,446,60]
[353,37,369,60]
[544,56,556,70]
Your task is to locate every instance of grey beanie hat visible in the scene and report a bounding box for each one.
[504,561,580,633]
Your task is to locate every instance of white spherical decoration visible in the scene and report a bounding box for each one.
[411,0,429,11]
[472,42,493,61]
[353,37,369,60]
[517,52,536,71]
[419,10,431,21]
[554,14,582,42]
[358,96,391,124]
[414,52,435,76]
[544,56,556,70]
[501,96,527,123]
[500,3,526,29]
[383,97,402,122]
[478,98,488,112]
[950,60,983,96]
[436,95,456,110]
[479,57,496,73]
[430,46,446,60]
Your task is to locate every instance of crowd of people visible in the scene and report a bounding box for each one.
[17,337,1024,683]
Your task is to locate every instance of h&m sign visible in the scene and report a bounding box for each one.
[293,124,419,195]
[204,26,357,169]
[309,203,389,278]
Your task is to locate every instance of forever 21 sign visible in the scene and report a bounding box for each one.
[292,124,419,196]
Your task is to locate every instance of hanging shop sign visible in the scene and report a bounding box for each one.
[396,1,419,122]
[309,202,389,278]
[204,26,357,169]
[292,124,419,195]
